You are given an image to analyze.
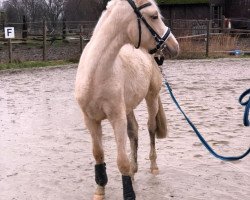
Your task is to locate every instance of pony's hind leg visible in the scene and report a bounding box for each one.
[145,95,159,174]
[127,111,139,180]
[84,116,107,200]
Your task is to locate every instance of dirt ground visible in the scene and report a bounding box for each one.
[0,58,249,200]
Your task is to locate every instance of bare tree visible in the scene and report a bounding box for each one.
[64,0,105,21]
[101,0,109,10]
[2,0,109,23]
[43,0,65,22]
[21,0,47,22]
[2,0,65,22]
[2,0,24,22]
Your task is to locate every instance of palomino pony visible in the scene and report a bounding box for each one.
[75,0,179,199]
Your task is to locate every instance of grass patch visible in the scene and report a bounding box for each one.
[0,60,77,71]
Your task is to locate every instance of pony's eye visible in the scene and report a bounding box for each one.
[151,15,158,20]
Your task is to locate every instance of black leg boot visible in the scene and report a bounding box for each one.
[95,163,108,187]
[122,175,136,200]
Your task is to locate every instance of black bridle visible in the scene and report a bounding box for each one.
[127,0,171,54]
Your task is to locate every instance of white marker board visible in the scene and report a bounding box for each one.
[4,27,15,39]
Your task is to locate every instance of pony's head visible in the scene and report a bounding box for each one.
[126,0,179,57]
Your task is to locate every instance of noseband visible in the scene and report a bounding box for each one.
[127,0,171,54]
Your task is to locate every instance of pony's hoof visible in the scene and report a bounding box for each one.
[150,168,159,175]
[93,194,105,200]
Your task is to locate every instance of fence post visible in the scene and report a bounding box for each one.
[62,18,66,40]
[221,15,225,33]
[80,25,83,53]
[206,20,211,57]
[169,7,173,29]
[43,20,47,61]
[22,15,28,39]
[170,19,173,30]
[8,39,13,63]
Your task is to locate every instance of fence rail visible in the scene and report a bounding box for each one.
[0,19,249,63]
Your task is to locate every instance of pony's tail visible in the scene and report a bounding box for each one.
[155,96,168,139]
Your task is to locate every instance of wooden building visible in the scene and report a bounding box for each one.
[224,0,250,29]
[157,0,250,29]
[224,0,250,19]
[157,0,224,20]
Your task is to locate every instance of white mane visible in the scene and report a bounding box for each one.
[92,0,122,35]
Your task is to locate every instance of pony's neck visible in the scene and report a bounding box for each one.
[93,28,127,66]
[87,5,130,71]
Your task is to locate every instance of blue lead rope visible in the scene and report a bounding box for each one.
[239,88,250,127]
[164,80,250,161]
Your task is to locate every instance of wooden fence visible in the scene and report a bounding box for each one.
[0,19,249,63]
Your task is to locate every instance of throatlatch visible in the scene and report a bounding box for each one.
[95,163,108,187]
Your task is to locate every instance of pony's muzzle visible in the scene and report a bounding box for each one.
[164,33,179,58]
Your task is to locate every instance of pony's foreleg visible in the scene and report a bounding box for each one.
[108,109,136,200]
[84,116,107,199]
[127,111,139,180]
[145,96,159,174]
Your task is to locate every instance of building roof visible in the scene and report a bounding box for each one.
[157,0,210,5]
